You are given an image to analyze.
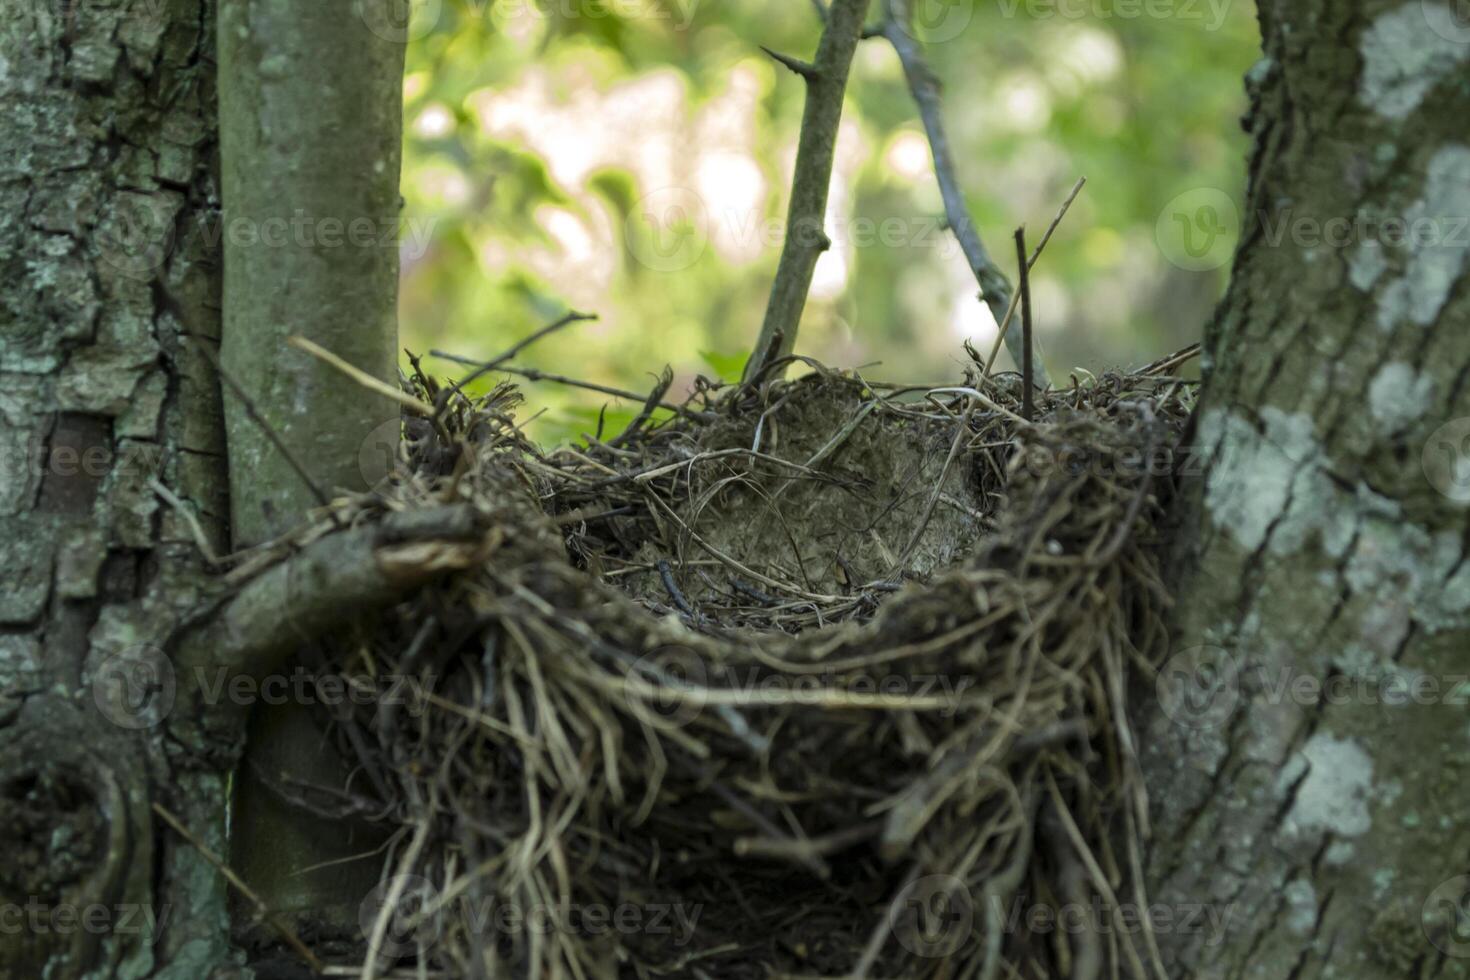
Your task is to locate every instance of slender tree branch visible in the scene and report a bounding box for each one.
[1016,227,1034,420]
[189,336,333,510]
[879,0,1052,389]
[745,0,873,381]
[152,803,326,975]
[984,177,1086,377]
[454,309,597,389]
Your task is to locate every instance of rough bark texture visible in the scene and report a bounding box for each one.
[1144,2,1470,977]
[0,1,241,977]
[217,0,408,939]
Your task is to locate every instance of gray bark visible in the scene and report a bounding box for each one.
[0,0,240,977]
[1144,2,1470,977]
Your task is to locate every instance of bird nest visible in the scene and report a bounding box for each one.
[280,351,1194,980]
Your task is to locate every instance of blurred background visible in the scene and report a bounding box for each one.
[396,0,1259,444]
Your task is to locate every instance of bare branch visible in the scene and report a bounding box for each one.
[189,336,334,510]
[171,505,494,734]
[1016,227,1035,420]
[745,0,873,381]
[879,0,1053,389]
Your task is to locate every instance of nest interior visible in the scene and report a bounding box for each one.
[254,352,1194,980]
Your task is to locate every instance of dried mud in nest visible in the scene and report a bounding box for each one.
[289,353,1194,979]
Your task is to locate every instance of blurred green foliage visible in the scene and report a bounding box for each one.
[398,0,1259,444]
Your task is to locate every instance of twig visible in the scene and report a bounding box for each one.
[288,335,432,417]
[170,506,492,733]
[152,802,325,975]
[428,352,713,422]
[189,335,332,509]
[453,310,597,390]
[656,558,695,616]
[745,0,872,380]
[1016,227,1034,420]
[148,477,222,566]
[983,177,1086,378]
[879,0,1051,389]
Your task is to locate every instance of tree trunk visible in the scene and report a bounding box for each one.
[0,1,241,977]
[217,0,407,939]
[1144,2,1470,976]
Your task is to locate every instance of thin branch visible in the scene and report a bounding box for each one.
[428,351,714,422]
[288,335,432,417]
[453,310,597,390]
[1016,226,1034,420]
[879,0,1053,389]
[188,335,333,509]
[152,803,326,975]
[983,176,1086,377]
[745,0,873,381]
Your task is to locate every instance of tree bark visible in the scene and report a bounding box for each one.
[0,1,241,976]
[1145,2,1470,976]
